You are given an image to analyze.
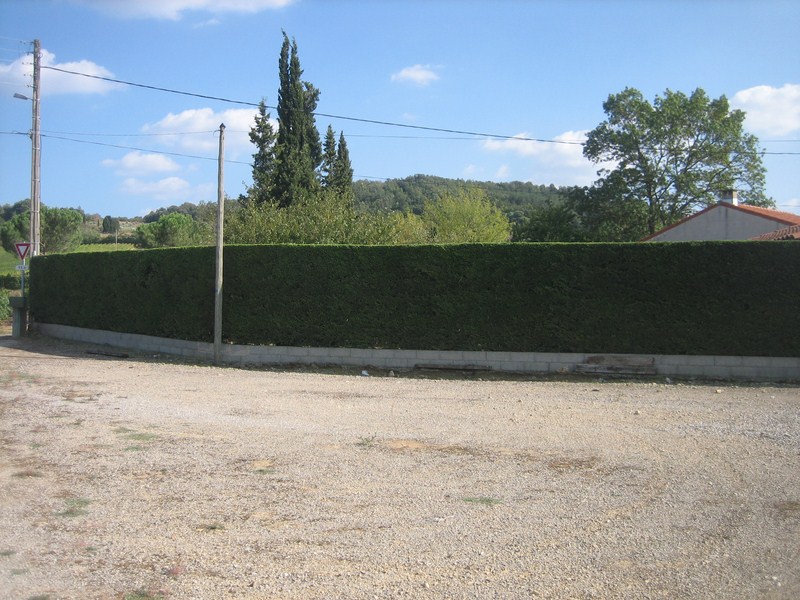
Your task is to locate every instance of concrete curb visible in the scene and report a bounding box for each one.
[33,322,800,381]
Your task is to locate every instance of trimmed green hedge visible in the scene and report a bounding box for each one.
[1,273,21,290]
[30,242,800,356]
[30,247,215,341]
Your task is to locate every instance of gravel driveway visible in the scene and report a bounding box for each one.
[1,333,798,599]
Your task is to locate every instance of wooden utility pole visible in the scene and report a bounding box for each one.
[30,39,41,256]
[213,123,225,365]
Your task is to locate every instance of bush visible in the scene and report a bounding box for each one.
[28,242,800,356]
[0,288,10,322]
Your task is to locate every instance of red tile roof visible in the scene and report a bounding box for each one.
[642,202,800,241]
[750,224,800,240]
[731,204,800,226]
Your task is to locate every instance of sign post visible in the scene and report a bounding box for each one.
[14,242,31,298]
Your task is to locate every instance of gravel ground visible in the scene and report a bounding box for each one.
[1,332,799,600]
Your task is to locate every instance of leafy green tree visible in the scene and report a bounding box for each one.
[270,31,322,207]
[566,177,650,241]
[1,211,28,254]
[2,205,90,254]
[584,87,771,236]
[421,189,510,243]
[1,200,29,222]
[41,207,84,253]
[135,213,212,248]
[512,200,584,242]
[102,215,120,234]
[249,100,277,205]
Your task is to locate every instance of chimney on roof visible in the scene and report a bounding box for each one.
[719,189,739,206]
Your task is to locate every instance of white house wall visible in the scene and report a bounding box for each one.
[649,206,786,241]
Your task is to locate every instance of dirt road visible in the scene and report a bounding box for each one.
[1,333,798,599]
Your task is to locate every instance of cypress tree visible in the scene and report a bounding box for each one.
[271,32,322,207]
[321,124,337,188]
[248,99,276,204]
[331,132,354,194]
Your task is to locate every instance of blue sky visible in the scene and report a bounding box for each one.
[1,0,798,218]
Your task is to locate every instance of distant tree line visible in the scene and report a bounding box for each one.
[2,47,771,252]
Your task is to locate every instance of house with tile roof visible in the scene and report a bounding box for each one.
[750,224,800,241]
[643,191,800,242]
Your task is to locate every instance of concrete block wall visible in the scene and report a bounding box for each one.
[33,323,800,381]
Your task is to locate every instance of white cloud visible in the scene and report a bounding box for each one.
[462,164,481,178]
[142,107,262,157]
[732,84,800,136]
[0,49,119,96]
[102,151,181,176]
[120,176,192,201]
[72,0,295,20]
[483,130,612,186]
[494,165,511,179]
[391,64,440,86]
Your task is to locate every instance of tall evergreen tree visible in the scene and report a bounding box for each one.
[249,100,277,205]
[320,124,337,187]
[271,32,322,207]
[330,132,354,194]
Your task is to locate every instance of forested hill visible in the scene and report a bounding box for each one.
[353,175,577,222]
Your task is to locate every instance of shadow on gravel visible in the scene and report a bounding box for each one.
[1,327,796,388]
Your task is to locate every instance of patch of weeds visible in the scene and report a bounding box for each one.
[123,590,165,600]
[356,434,377,448]
[56,498,91,518]
[126,432,157,442]
[775,500,800,518]
[28,443,44,449]
[462,496,503,506]
[0,549,16,557]
[113,427,134,434]
[11,568,29,575]
[12,469,44,478]
[254,467,275,475]
[198,522,225,531]
[27,595,51,600]
[124,445,145,452]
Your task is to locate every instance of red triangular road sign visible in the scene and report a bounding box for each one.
[15,242,31,261]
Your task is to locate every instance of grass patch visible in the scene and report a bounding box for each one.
[74,243,137,253]
[123,590,165,600]
[0,549,16,557]
[114,427,157,445]
[198,522,225,531]
[55,498,91,518]
[462,496,503,506]
[0,249,17,274]
[124,445,145,452]
[13,469,44,478]
[126,432,157,442]
[356,434,377,448]
[27,595,51,600]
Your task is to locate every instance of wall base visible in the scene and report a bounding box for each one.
[32,322,800,382]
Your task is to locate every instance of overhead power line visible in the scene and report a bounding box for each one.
[37,65,800,155]
[40,65,585,146]
[40,133,253,166]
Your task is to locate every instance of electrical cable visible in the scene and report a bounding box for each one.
[40,65,586,146]
[40,133,253,166]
